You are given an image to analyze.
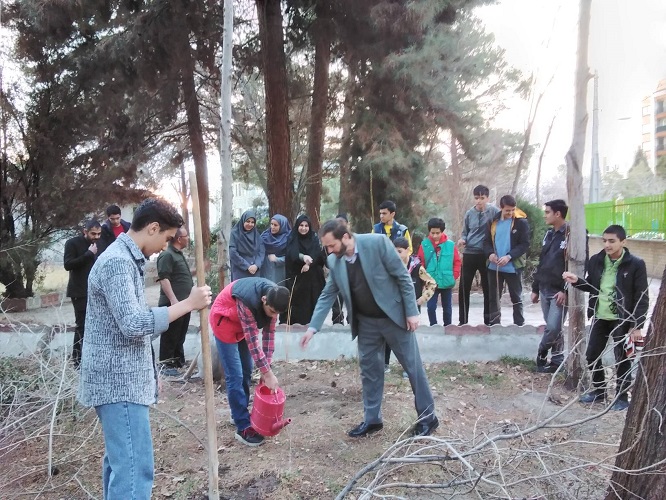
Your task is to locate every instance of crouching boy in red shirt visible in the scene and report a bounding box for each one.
[210,277,290,446]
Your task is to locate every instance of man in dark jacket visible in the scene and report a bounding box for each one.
[484,195,530,326]
[563,224,649,411]
[157,227,194,372]
[98,204,131,254]
[63,219,102,367]
[531,200,571,373]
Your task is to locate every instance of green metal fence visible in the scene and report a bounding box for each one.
[585,193,666,237]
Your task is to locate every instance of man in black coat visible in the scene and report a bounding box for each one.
[563,224,649,411]
[63,219,102,367]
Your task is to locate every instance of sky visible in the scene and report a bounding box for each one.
[477,0,666,179]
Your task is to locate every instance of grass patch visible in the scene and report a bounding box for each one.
[428,362,506,387]
[499,355,536,370]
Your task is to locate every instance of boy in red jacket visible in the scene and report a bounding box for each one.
[210,277,290,446]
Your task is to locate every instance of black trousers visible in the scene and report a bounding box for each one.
[458,253,491,325]
[159,312,191,368]
[488,268,524,326]
[71,297,87,367]
[586,318,633,397]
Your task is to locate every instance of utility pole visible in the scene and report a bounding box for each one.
[589,72,601,203]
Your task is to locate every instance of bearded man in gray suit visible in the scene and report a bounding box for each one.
[300,218,439,438]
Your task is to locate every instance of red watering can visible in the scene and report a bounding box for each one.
[250,383,291,437]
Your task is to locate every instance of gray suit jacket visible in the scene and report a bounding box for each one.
[309,233,419,338]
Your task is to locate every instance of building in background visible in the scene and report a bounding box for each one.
[641,79,666,169]
[228,182,267,219]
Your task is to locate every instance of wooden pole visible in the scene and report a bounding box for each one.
[189,171,219,499]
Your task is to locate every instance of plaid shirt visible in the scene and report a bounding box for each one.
[237,300,275,373]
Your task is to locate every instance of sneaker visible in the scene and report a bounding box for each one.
[579,390,606,404]
[384,365,391,374]
[610,398,629,411]
[402,371,409,379]
[235,427,264,447]
[161,368,181,377]
[536,362,562,374]
[535,355,548,372]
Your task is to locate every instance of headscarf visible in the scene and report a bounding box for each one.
[286,215,322,271]
[230,210,262,258]
[260,214,291,256]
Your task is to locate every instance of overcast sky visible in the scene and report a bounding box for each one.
[477,0,666,178]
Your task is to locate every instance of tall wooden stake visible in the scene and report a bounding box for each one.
[564,0,592,390]
[189,171,219,499]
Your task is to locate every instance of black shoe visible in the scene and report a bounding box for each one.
[235,427,265,447]
[610,398,629,411]
[537,362,562,374]
[412,417,439,437]
[579,390,606,404]
[347,422,383,438]
[161,367,181,377]
[535,355,548,371]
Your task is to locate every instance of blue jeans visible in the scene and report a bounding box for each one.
[538,289,567,365]
[215,337,253,431]
[95,402,153,500]
[427,288,453,326]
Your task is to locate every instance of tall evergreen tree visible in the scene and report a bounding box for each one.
[8,0,221,252]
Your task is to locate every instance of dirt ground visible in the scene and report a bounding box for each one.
[0,355,628,500]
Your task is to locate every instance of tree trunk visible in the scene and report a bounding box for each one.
[218,0,234,289]
[564,0,592,391]
[180,30,211,254]
[256,0,293,219]
[511,88,544,196]
[304,0,332,230]
[536,115,556,208]
[337,62,356,216]
[605,266,666,498]
[448,135,464,239]
[178,156,190,235]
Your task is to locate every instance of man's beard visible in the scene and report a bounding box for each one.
[335,242,347,258]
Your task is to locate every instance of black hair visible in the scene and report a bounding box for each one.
[266,286,290,313]
[544,199,568,219]
[393,237,409,250]
[106,204,122,217]
[378,200,397,213]
[473,185,490,197]
[335,213,348,222]
[499,195,517,208]
[131,198,183,232]
[84,219,102,231]
[427,217,446,231]
[603,224,626,241]
[320,218,350,240]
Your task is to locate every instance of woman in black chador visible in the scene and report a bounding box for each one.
[284,214,327,325]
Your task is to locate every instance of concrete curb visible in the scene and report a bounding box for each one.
[1,323,546,362]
